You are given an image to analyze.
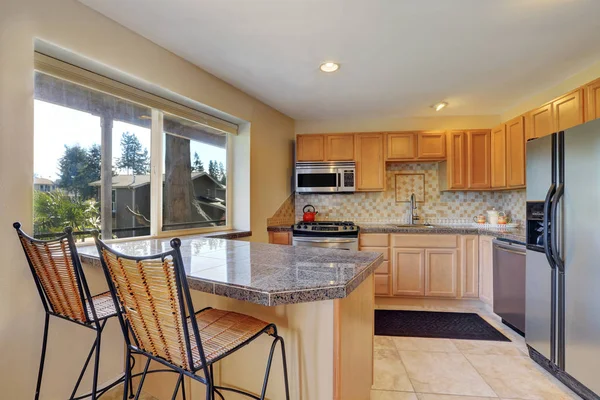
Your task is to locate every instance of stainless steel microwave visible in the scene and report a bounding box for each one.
[295,161,356,193]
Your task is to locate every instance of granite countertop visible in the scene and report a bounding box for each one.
[268,224,526,244]
[78,236,383,306]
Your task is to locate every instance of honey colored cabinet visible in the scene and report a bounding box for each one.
[296,134,325,161]
[356,133,385,191]
[506,116,526,188]
[424,249,458,298]
[479,236,494,306]
[417,131,446,159]
[553,89,584,132]
[467,130,491,189]
[325,134,354,161]
[392,248,425,296]
[526,104,554,140]
[491,124,507,188]
[460,235,479,298]
[360,234,390,296]
[386,132,416,160]
[439,131,468,190]
[268,231,292,245]
[585,78,600,122]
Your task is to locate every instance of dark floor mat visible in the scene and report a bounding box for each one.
[374,310,510,342]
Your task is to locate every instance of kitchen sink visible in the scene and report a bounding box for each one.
[394,224,435,228]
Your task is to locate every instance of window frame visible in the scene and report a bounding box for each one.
[33,55,235,241]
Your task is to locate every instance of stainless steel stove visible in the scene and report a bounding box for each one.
[291,221,360,251]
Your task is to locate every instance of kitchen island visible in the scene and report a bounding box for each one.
[78,236,383,400]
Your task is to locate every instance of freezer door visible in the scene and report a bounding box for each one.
[526,249,554,360]
[526,134,554,201]
[563,120,600,394]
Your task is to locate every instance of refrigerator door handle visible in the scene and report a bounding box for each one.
[551,183,565,273]
[543,183,556,269]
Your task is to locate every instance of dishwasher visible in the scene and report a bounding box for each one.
[493,239,526,335]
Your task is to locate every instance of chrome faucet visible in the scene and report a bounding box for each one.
[409,193,420,225]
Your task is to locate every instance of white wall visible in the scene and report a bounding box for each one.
[0,0,294,397]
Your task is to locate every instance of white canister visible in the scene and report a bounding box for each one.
[487,208,500,225]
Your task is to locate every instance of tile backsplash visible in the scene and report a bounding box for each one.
[294,163,526,225]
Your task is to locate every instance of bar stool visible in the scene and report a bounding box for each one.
[13,223,122,400]
[93,233,290,400]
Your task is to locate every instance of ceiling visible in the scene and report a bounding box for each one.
[78,0,600,120]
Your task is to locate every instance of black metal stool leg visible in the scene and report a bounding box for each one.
[180,373,186,400]
[91,326,103,400]
[134,358,151,400]
[171,374,183,400]
[34,313,50,400]
[122,348,131,400]
[260,336,281,400]
[279,336,290,400]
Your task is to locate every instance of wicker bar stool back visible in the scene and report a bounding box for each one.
[13,223,119,400]
[94,234,290,400]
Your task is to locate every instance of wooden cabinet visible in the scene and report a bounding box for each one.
[506,116,526,188]
[553,89,584,131]
[296,134,325,161]
[355,133,385,191]
[467,130,491,189]
[417,131,446,159]
[268,231,292,245]
[424,249,458,297]
[491,124,507,188]
[585,78,600,122]
[527,104,554,140]
[479,236,494,306]
[439,131,468,190]
[325,134,354,161]
[392,248,425,296]
[386,132,416,160]
[360,234,390,296]
[460,235,479,298]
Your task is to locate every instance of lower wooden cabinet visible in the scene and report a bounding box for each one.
[360,234,391,295]
[424,249,458,297]
[479,235,494,306]
[268,231,292,245]
[392,248,425,296]
[460,235,479,298]
[374,274,391,296]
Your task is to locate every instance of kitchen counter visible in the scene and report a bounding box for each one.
[268,223,526,244]
[78,235,382,306]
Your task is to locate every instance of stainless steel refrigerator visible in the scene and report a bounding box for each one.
[526,119,600,400]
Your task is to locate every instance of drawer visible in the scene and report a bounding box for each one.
[375,261,390,275]
[375,274,390,296]
[359,234,389,247]
[392,234,458,248]
[360,247,389,261]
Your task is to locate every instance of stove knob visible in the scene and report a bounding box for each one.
[296,224,302,229]
[343,226,348,230]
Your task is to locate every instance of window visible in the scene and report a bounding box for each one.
[33,54,235,240]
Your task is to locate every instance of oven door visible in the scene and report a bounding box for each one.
[292,237,358,251]
[296,167,339,193]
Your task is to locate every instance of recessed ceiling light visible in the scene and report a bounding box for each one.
[432,102,448,111]
[320,62,340,73]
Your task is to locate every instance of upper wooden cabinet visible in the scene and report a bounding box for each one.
[585,78,600,122]
[553,89,584,131]
[325,134,355,161]
[417,131,446,159]
[466,130,491,189]
[355,133,385,191]
[440,131,468,190]
[386,132,416,160]
[296,134,325,161]
[490,124,507,189]
[526,103,554,140]
[506,116,526,188]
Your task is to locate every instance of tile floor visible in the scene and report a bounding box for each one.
[372,302,580,400]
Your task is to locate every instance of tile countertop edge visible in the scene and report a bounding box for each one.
[267,224,525,244]
[79,245,383,307]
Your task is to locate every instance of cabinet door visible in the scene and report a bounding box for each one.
[527,104,554,140]
[417,131,446,159]
[491,124,506,188]
[296,134,325,161]
[424,249,458,298]
[268,231,291,245]
[553,89,584,131]
[446,131,467,189]
[355,133,385,191]
[375,275,391,296]
[460,235,479,298]
[325,134,354,161]
[387,132,416,160]
[585,78,600,122]
[479,236,494,306]
[506,116,526,188]
[392,248,425,296]
[467,130,491,189]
